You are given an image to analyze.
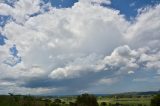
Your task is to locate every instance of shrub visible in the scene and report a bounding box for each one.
[100,102,107,106]
[151,94,160,106]
[76,93,98,106]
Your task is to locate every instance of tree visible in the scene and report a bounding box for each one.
[100,102,107,106]
[69,102,77,106]
[54,98,61,104]
[76,93,98,106]
[151,94,160,106]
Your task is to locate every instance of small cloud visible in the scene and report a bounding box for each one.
[78,90,89,94]
[129,2,136,7]
[133,78,148,82]
[128,71,134,74]
[96,77,119,85]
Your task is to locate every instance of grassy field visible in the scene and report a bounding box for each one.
[98,97,151,106]
[0,93,158,106]
[49,95,152,106]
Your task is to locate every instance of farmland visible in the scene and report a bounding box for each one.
[0,91,159,106]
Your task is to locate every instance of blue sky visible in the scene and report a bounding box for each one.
[108,0,160,20]
[48,0,160,19]
[0,0,160,95]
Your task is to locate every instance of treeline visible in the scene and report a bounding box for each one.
[0,94,45,106]
[0,93,159,106]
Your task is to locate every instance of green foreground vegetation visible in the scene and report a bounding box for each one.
[0,93,159,106]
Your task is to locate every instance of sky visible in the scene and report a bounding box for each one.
[0,0,160,95]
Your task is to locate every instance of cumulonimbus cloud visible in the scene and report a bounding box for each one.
[0,0,160,94]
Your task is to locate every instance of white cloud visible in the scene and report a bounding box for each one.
[103,45,139,75]
[129,2,136,7]
[0,3,13,15]
[125,5,160,49]
[49,54,104,79]
[0,85,61,95]
[96,77,118,85]
[0,80,16,86]
[0,0,160,94]
[0,62,46,81]
[49,45,160,79]
[1,0,128,80]
[80,0,111,4]
[0,0,42,24]
[128,71,134,74]
[133,78,148,82]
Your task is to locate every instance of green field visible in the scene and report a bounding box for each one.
[60,96,152,106]
[0,93,159,106]
[98,97,151,106]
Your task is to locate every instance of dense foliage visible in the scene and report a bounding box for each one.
[0,93,159,106]
[0,95,45,106]
[151,94,160,106]
[76,93,99,106]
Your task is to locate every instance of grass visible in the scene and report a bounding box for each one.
[0,94,156,106]
[98,97,151,106]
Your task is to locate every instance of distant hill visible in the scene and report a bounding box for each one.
[115,90,160,96]
[94,90,160,97]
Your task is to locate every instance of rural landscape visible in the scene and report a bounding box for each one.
[0,91,160,106]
